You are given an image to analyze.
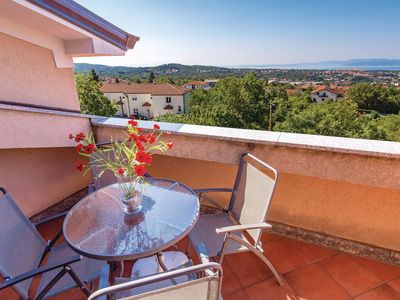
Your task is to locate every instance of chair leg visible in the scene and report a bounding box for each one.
[66,266,91,297]
[35,268,68,300]
[228,234,283,286]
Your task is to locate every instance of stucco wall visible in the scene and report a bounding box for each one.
[0,148,91,217]
[0,32,79,110]
[95,124,400,251]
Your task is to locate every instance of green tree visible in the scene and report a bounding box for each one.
[148,72,155,83]
[75,74,117,116]
[274,99,387,140]
[346,83,400,114]
[157,73,270,129]
[89,69,100,82]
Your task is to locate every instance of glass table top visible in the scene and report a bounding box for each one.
[63,178,199,261]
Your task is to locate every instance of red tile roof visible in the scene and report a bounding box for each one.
[100,83,188,95]
[311,86,347,96]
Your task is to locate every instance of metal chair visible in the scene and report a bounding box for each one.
[89,260,222,300]
[0,187,105,300]
[188,153,283,285]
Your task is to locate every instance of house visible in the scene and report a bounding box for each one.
[310,86,347,103]
[101,83,189,118]
[0,0,137,216]
[184,79,218,90]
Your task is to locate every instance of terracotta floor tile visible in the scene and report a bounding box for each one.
[223,290,249,300]
[388,278,400,294]
[244,277,297,300]
[285,264,349,300]
[263,238,312,274]
[221,262,243,296]
[352,256,400,282]
[291,240,337,263]
[318,253,382,297]
[225,251,273,288]
[261,231,282,244]
[354,284,400,300]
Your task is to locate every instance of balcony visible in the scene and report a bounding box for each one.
[1,108,400,299]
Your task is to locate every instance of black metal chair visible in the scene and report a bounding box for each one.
[0,187,106,300]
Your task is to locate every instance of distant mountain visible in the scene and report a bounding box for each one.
[234,58,400,70]
[74,59,400,81]
[74,63,236,79]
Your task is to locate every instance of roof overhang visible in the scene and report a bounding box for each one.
[0,0,139,67]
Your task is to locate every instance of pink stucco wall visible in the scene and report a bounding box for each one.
[0,34,91,216]
[0,32,79,111]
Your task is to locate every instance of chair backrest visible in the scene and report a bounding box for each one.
[89,262,222,300]
[0,188,46,299]
[228,153,278,245]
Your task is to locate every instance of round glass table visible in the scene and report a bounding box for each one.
[63,178,199,261]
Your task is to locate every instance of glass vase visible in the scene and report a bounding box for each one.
[116,175,143,215]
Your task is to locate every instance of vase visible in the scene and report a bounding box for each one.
[116,175,143,215]
[121,190,143,215]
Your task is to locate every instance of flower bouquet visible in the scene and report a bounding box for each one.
[70,119,173,215]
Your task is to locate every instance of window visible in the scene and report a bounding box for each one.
[132,108,138,114]
[166,97,172,103]
[178,105,182,112]
[132,97,137,101]
[313,98,316,102]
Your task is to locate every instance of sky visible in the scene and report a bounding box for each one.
[74,0,400,67]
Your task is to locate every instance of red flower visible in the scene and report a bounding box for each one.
[134,164,146,177]
[135,141,145,151]
[167,141,174,149]
[76,144,83,153]
[117,168,125,176]
[75,132,86,142]
[166,132,172,137]
[84,143,96,154]
[146,133,156,144]
[69,133,73,140]
[136,151,148,163]
[128,119,138,127]
[153,123,160,130]
[128,133,138,142]
[138,135,148,143]
[75,160,84,172]
[137,128,143,133]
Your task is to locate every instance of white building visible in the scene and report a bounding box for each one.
[310,86,346,103]
[184,80,218,91]
[101,83,189,118]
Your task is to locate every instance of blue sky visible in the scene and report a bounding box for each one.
[74,0,400,67]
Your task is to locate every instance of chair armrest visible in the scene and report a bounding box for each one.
[0,255,81,290]
[193,188,233,194]
[216,222,272,234]
[194,188,233,212]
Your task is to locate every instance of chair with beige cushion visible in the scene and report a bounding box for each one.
[189,153,283,285]
[89,245,222,300]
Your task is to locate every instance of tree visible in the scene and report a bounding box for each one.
[156,73,270,129]
[115,78,120,83]
[90,69,100,82]
[148,72,155,83]
[75,74,117,116]
[346,83,400,114]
